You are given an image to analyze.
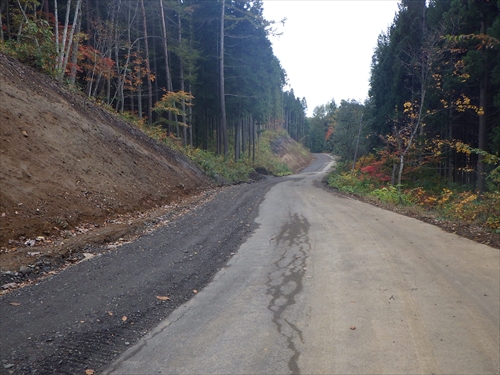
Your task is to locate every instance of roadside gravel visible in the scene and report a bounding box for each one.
[0,177,282,375]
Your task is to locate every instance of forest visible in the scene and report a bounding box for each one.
[0,0,308,160]
[310,0,499,193]
[307,0,499,230]
[1,0,499,228]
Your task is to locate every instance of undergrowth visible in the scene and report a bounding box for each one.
[327,159,500,232]
[132,118,295,184]
[254,130,292,177]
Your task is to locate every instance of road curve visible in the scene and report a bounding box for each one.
[104,154,500,375]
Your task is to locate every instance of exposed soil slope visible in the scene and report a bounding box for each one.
[272,135,313,173]
[0,53,212,261]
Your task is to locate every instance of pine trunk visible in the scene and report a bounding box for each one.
[178,13,187,146]
[219,0,228,156]
[140,0,153,124]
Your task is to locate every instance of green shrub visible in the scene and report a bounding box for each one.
[187,148,253,185]
[253,130,292,176]
[370,186,413,205]
[327,170,374,194]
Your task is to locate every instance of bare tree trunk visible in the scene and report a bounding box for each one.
[118,0,137,112]
[352,114,363,171]
[241,115,247,156]
[477,70,487,193]
[159,0,175,133]
[42,0,49,14]
[112,1,123,109]
[234,117,241,161]
[248,114,252,159]
[61,0,82,81]
[140,0,153,124]
[477,15,487,193]
[188,83,193,147]
[219,0,228,156]
[137,39,143,119]
[178,12,187,146]
[0,1,5,41]
[57,0,72,77]
[447,103,454,182]
[159,0,173,92]
[69,6,82,85]
[4,1,12,40]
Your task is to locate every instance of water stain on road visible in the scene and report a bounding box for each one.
[266,212,310,375]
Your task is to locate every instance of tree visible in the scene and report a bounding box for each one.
[139,0,153,124]
[1,0,300,156]
[369,0,500,192]
[331,100,365,164]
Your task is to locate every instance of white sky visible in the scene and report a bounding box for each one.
[262,0,400,116]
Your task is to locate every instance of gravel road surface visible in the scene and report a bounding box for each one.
[1,154,499,374]
[104,154,499,375]
[0,172,282,374]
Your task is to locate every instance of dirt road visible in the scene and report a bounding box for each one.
[0,176,281,374]
[1,154,499,374]
[104,154,499,375]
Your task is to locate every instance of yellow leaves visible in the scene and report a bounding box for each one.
[459,73,470,82]
[448,33,500,50]
[453,192,479,221]
[452,141,500,165]
[451,94,482,114]
[156,91,194,110]
[437,188,454,206]
[154,91,195,128]
[410,186,499,229]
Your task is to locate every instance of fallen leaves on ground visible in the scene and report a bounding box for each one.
[156,295,170,301]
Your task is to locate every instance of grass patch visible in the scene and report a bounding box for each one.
[254,130,292,176]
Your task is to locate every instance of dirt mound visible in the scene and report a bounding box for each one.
[270,134,314,173]
[0,53,212,264]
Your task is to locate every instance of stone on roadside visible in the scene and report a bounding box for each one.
[19,266,31,275]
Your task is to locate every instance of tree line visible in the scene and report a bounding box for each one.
[310,0,499,193]
[1,0,308,159]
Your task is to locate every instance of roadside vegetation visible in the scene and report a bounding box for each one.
[327,155,500,233]
[1,0,498,236]
[304,0,500,234]
[134,118,298,184]
[1,1,310,184]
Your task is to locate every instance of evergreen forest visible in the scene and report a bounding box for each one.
[1,0,499,229]
[309,0,500,230]
[1,0,307,159]
[312,0,499,192]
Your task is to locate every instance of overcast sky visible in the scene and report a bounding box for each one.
[262,1,400,116]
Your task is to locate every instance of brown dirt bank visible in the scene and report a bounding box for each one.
[0,53,212,267]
